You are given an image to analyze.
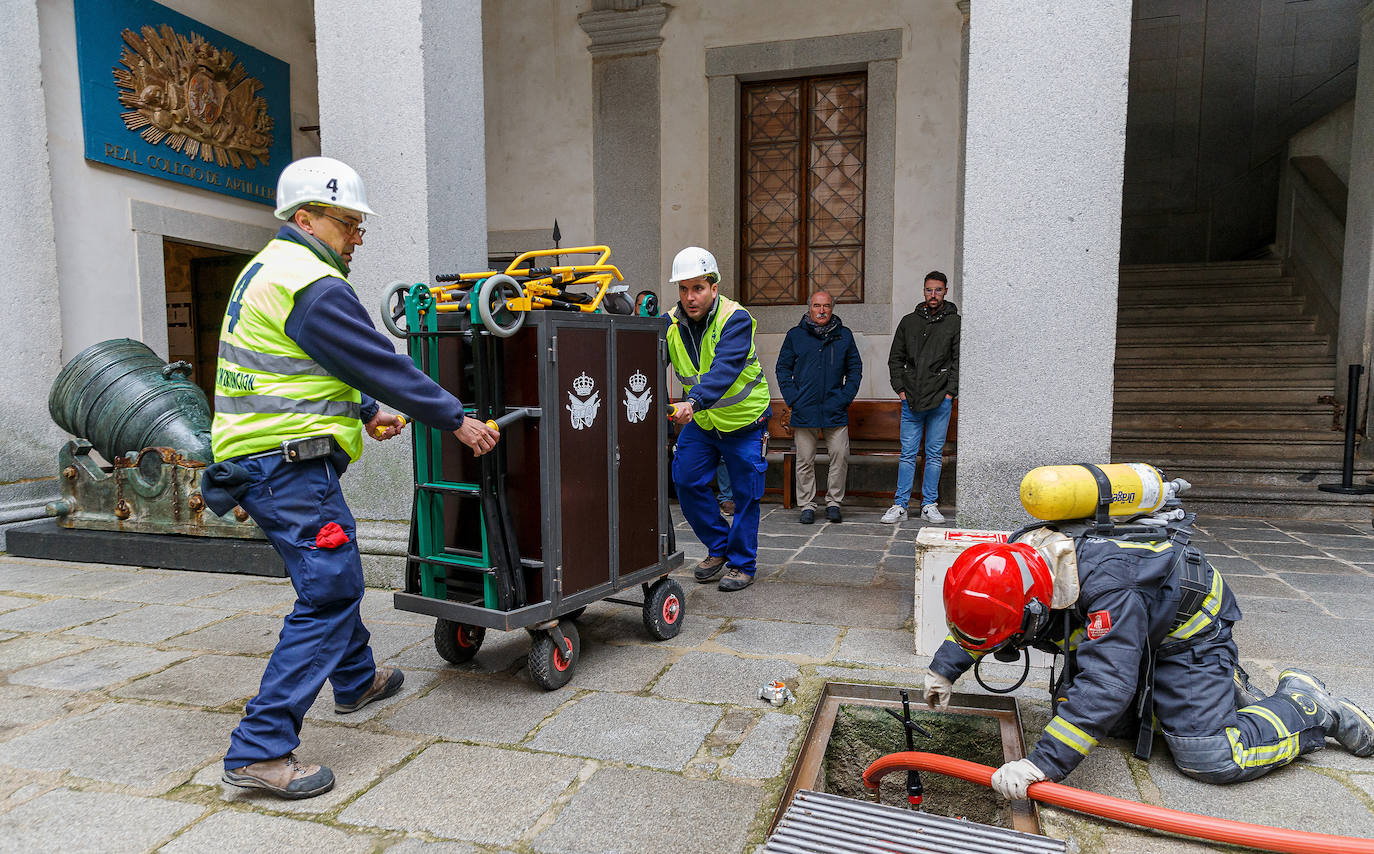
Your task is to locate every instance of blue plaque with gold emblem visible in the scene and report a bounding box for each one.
[74,0,292,206]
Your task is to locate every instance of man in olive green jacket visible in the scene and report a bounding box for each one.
[882,271,959,525]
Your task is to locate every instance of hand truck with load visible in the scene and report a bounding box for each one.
[382,246,686,689]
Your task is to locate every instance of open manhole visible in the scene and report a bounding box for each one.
[772,682,1040,835]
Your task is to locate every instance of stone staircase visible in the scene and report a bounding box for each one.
[1112,259,1374,521]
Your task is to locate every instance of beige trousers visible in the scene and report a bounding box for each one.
[794,425,849,510]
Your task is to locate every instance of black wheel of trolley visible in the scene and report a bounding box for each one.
[529,622,580,690]
[434,619,486,664]
[642,577,685,641]
[560,606,587,622]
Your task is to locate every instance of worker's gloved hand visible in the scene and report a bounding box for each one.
[454,416,500,456]
[923,669,953,711]
[990,758,1047,800]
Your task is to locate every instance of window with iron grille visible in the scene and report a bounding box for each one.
[740,73,866,306]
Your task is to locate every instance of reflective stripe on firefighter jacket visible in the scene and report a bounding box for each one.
[931,534,1241,781]
[211,238,363,462]
[665,296,770,432]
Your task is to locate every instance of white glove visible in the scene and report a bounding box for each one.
[990,758,1047,800]
[923,669,952,711]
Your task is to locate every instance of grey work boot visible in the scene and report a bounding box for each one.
[223,754,334,799]
[1233,665,1267,709]
[1277,669,1374,757]
[335,666,404,714]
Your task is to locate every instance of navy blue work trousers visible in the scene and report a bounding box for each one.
[224,454,376,769]
[672,421,767,575]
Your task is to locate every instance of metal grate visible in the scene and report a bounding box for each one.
[764,789,1067,854]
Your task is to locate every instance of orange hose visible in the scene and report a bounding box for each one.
[862,752,1374,854]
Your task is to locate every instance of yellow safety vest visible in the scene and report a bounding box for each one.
[666,296,770,431]
[211,238,364,462]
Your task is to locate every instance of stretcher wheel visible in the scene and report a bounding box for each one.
[434,619,485,664]
[381,280,413,339]
[529,622,579,690]
[477,274,526,338]
[643,578,685,641]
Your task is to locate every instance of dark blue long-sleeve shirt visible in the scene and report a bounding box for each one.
[278,228,465,431]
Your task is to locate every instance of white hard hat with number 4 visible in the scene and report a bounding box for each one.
[669,246,720,284]
[274,156,378,220]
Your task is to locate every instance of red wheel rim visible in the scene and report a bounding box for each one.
[553,636,572,671]
[456,626,477,648]
[662,595,681,624]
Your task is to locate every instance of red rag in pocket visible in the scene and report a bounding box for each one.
[315,522,350,549]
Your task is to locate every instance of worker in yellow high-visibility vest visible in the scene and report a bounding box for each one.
[203,157,498,800]
[666,247,772,592]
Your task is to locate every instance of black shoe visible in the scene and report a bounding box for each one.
[799,509,814,525]
[718,567,755,591]
[1278,668,1374,756]
[694,555,728,583]
[1233,665,1266,709]
[826,506,842,523]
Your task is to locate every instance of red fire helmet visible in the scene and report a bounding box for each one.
[943,541,1053,653]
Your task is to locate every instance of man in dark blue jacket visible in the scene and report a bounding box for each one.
[775,291,863,523]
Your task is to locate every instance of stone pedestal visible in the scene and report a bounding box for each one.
[956,2,1132,529]
[314,0,488,583]
[0,1,65,549]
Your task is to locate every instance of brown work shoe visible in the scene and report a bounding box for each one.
[694,555,728,583]
[719,500,736,515]
[335,666,405,714]
[222,753,334,799]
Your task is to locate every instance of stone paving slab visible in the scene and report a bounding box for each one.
[532,766,763,854]
[0,594,33,613]
[0,787,204,853]
[0,634,95,673]
[688,581,909,629]
[338,743,582,846]
[161,809,382,854]
[792,545,880,566]
[566,640,675,693]
[1248,555,1360,574]
[388,623,529,674]
[0,702,231,792]
[0,597,140,632]
[726,711,800,779]
[583,609,724,649]
[1276,572,1374,594]
[194,722,424,814]
[834,627,925,668]
[104,573,249,604]
[1223,574,1301,598]
[113,654,267,708]
[384,840,482,854]
[529,692,722,770]
[0,561,90,594]
[653,651,800,705]
[383,672,572,744]
[776,561,877,585]
[1151,758,1374,836]
[8,644,186,692]
[0,685,80,741]
[66,603,235,643]
[713,618,841,659]
[166,614,286,654]
[185,582,296,612]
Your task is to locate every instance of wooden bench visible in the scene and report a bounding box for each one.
[766,398,958,508]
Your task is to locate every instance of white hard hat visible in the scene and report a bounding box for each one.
[274,156,378,220]
[669,246,720,284]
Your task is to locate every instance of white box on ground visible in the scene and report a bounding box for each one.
[913,527,1052,668]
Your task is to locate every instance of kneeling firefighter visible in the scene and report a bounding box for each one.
[923,465,1374,800]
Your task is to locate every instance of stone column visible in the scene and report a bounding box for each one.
[578,1,669,296]
[1343,3,1374,446]
[314,0,488,583]
[956,2,1133,529]
[952,0,970,299]
[0,0,65,548]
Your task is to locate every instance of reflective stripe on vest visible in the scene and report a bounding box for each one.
[211,238,364,462]
[666,296,770,432]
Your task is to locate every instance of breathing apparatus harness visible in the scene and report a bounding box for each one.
[971,463,1212,761]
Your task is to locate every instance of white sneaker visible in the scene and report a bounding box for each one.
[880,505,907,524]
[921,503,946,524]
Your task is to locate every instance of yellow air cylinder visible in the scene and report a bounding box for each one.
[1020,463,1167,521]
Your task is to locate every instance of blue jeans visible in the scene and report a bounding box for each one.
[894,396,952,508]
[716,460,732,504]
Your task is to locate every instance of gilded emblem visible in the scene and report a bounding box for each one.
[112,24,274,169]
